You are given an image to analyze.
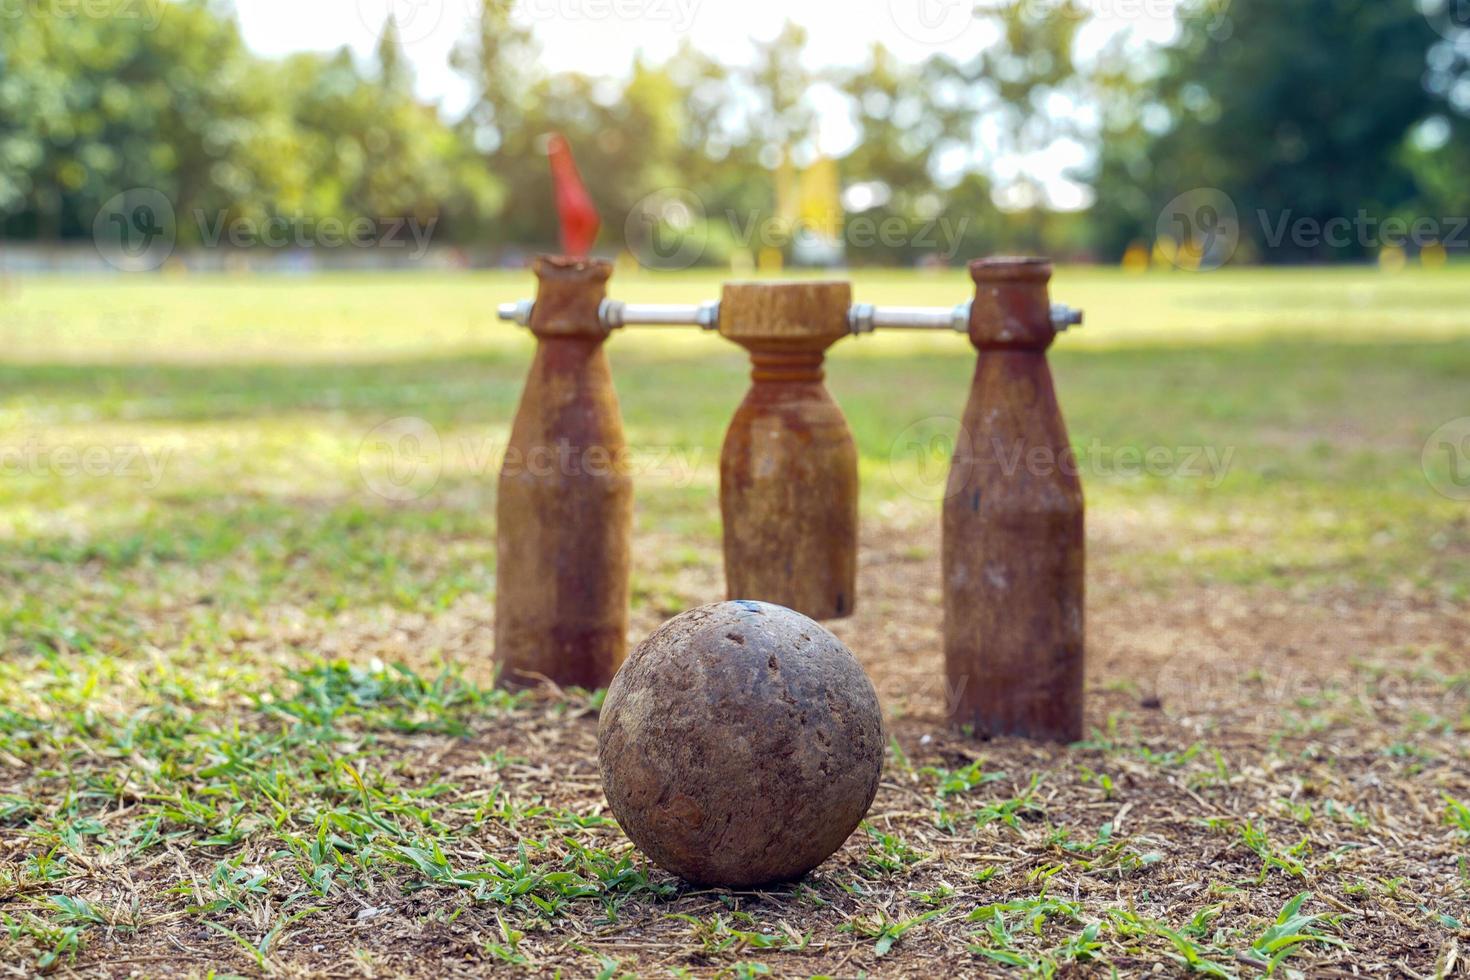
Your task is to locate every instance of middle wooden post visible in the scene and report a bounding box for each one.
[717,281,858,620]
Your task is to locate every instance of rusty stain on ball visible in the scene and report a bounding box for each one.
[597,600,884,888]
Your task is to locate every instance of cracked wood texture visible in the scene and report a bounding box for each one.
[597,600,884,888]
[717,281,858,621]
[943,257,1085,743]
[495,256,633,690]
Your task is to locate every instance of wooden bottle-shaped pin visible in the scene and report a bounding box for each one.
[943,257,1084,742]
[718,281,858,620]
[495,256,633,689]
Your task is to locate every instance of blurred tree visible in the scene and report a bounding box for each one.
[452,0,547,248]
[1084,31,1166,263]
[377,17,411,96]
[452,8,817,260]
[1092,0,1452,262]
[0,1,496,246]
[836,45,994,264]
[1402,116,1470,221]
[9,0,1457,265]
[0,0,292,241]
[747,22,818,163]
[903,0,1095,256]
[286,40,500,241]
[1407,20,1470,226]
[662,41,770,226]
[452,0,536,158]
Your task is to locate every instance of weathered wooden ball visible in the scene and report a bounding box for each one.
[597,600,884,888]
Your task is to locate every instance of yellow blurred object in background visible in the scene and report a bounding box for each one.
[799,156,842,243]
[1122,242,1151,274]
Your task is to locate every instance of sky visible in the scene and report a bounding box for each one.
[232,0,1184,210]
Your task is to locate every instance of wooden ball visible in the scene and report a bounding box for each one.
[597,600,884,888]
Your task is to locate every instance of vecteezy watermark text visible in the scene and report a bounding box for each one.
[889,418,1236,501]
[624,187,971,270]
[521,0,700,31]
[726,210,970,257]
[1155,187,1469,271]
[1,437,172,489]
[1258,210,1470,251]
[981,438,1237,486]
[888,0,1234,47]
[92,188,442,271]
[194,212,438,259]
[0,0,166,28]
[358,417,704,502]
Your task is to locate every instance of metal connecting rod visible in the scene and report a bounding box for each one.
[599,299,721,329]
[849,303,969,333]
[497,298,1085,334]
[498,299,719,328]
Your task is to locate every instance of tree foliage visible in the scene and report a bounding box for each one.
[2,0,1466,263]
[1091,0,1469,262]
[0,1,499,245]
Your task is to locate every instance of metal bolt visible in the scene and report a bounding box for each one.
[497,300,534,327]
[695,301,721,329]
[1051,303,1084,332]
[598,298,624,328]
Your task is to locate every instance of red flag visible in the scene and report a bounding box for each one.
[546,133,600,258]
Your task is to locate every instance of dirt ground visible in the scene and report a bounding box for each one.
[7,517,1465,979]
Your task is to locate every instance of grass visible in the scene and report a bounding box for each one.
[0,263,1466,975]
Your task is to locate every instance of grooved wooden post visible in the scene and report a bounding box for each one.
[943,257,1085,742]
[495,256,633,689]
[718,281,858,621]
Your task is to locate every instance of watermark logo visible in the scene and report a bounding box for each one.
[359,417,443,502]
[93,187,176,272]
[890,417,967,502]
[1423,417,1470,502]
[1155,188,1239,271]
[889,0,974,45]
[1422,0,1470,41]
[625,187,708,271]
[888,0,1233,43]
